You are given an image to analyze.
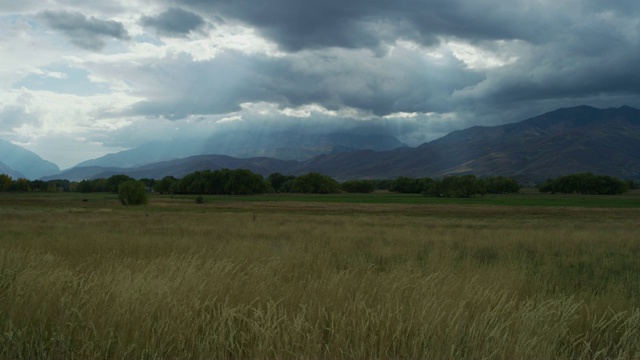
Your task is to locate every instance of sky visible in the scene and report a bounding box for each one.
[1,1,639,169]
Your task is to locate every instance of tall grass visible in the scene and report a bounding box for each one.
[1,196,640,358]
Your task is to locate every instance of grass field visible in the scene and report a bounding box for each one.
[1,192,640,359]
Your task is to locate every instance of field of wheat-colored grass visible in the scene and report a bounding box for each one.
[1,193,640,359]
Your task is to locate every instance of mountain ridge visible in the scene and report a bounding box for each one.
[0,161,24,179]
[74,132,408,169]
[301,105,640,181]
[8,105,640,182]
[0,139,60,179]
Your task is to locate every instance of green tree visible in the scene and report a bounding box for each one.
[140,178,155,191]
[14,178,30,192]
[485,176,520,194]
[423,178,444,197]
[154,176,179,194]
[292,173,341,194]
[0,174,12,192]
[45,179,71,192]
[374,179,394,191]
[30,180,47,192]
[118,180,148,206]
[456,175,486,198]
[341,180,375,193]
[106,174,134,194]
[224,169,270,195]
[424,175,485,198]
[539,173,628,195]
[267,173,296,193]
[390,177,421,193]
[76,180,93,193]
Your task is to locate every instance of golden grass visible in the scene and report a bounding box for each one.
[1,195,640,358]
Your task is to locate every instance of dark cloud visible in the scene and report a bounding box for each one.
[120,47,483,119]
[81,1,640,150]
[174,0,569,51]
[456,19,640,111]
[38,10,129,50]
[141,7,206,36]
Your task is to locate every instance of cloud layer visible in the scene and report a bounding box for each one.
[141,7,205,36]
[39,10,130,50]
[1,1,639,168]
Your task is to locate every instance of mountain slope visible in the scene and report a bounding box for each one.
[293,105,640,180]
[123,155,298,179]
[0,161,25,179]
[49,105,640,182]
[417,105,640,179]
[74,132,407,168]
[51,155,299,181]
[0,139,60,179]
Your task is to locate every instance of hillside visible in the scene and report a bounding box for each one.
[48,155,298,181]
[74,132,407,168]
[0,139,60,179]
[0,162,24,179]
[47,105,640,182]
[290,105,640,181]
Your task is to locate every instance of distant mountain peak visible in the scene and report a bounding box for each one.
[71,131,408,169]
[0,139,60,179]
[0,161,25,179]
[27,105,640,182]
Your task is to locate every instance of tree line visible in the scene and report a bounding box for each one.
[0,174,74,192]
[2,171,636,199]
[385,175,521,197]
[538,173,631,195]
[72,170,341,196]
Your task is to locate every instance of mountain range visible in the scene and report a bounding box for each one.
[0,139,59,179]
[74,132,407,168]
[4,105,640,182]
[298,105,640,181]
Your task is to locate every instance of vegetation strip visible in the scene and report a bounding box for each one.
[1,194,639,358]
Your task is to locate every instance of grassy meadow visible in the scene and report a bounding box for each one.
[1,192,640,359]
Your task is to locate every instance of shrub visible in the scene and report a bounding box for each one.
[423,175,486,198]
[118,180,148,206]
[539,173,629,195]
[292,173,341,194]
[484,176,520,194]
[341,180,375,193]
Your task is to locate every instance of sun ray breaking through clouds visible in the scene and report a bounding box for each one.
[0,0,639,168]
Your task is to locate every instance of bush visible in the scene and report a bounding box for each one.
[118,180,148,206]
[267,173,296,193]
[390,177,422,193]
[341,180,375,193]
[484,176,520,194]
[107,174,134,194]
[422,175,486,198]
[539,173,628,195]
[292,173,341,194]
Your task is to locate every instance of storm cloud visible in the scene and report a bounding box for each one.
[151,0,640,117]
[2,0,640,168]
[121,46,483,119]
[141,7,206,36]
[174,0,607,50]
[38,10,129,50]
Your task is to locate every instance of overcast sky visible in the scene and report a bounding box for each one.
[1,1,639,168]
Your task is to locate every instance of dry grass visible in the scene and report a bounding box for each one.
[1,195,640,359]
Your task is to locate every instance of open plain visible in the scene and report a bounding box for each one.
[1,192,640,359]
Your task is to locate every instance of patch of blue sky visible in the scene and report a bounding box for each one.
[1,13,45,30]
[134,34,164,46]
[13,65,110,95]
